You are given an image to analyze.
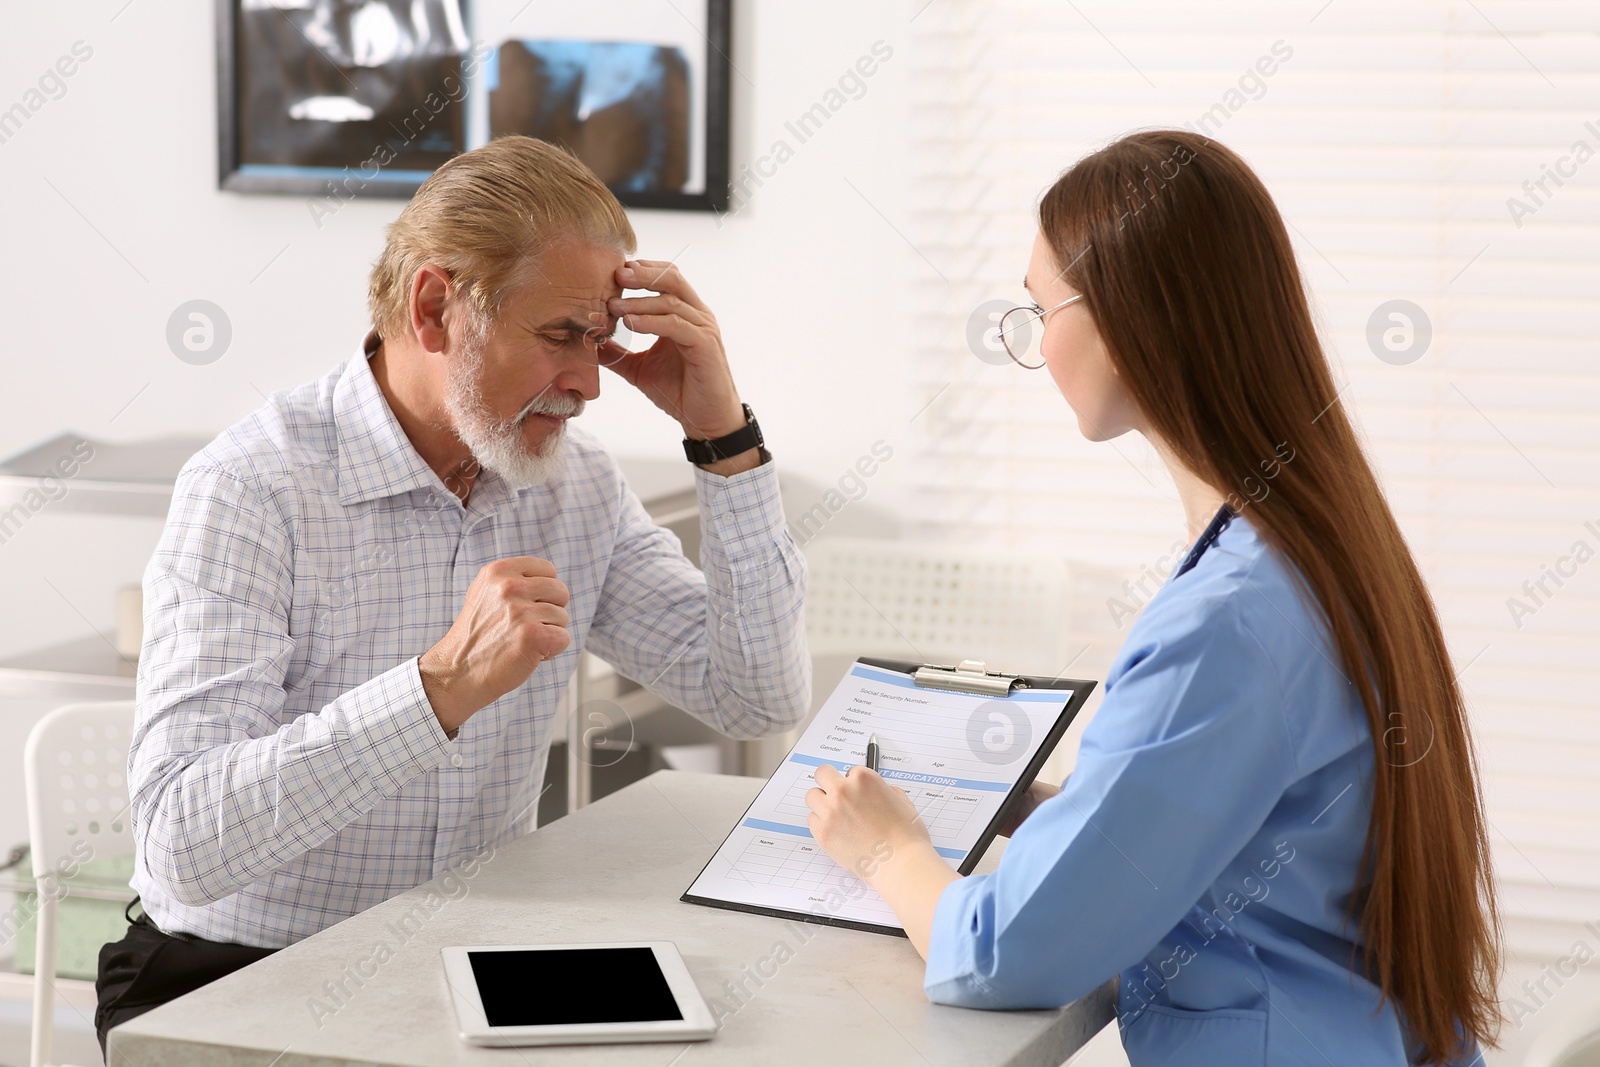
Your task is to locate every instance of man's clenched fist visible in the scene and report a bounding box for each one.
[419,557,571,735]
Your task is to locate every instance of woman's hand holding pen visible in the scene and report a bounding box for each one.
[805,762,960,959]
[805,763,928,878]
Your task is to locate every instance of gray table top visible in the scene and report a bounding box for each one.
[108,770,1116,1067]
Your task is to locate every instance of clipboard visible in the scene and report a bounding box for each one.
[680,656,1097,937]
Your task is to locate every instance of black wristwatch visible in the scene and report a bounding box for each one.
[683,403,765,465]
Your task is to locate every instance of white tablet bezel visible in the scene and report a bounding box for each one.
[441,941,718,1047]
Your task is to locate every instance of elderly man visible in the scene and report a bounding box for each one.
[95,136,809,1053]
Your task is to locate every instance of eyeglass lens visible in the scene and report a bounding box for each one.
[999,306,1045,368]
[583,319,635,366]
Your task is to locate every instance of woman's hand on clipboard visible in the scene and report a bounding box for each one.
[995,780,1062,838]
[805,763,928,875]
[805,763,961,959]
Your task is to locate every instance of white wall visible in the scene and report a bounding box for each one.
[0,0,916,657]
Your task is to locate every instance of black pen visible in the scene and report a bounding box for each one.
[865,733,880,772]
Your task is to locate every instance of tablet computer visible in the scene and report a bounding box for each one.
[442,942,718,1047]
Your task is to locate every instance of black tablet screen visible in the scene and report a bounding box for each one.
[467,947,684,1027]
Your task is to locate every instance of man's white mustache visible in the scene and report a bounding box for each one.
[508,391,585,427]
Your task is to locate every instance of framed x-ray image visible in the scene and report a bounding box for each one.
[215,0,732,212]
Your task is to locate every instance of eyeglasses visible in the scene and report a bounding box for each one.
[574,312,641,367]
[581,324,631,367]
[997,294,1084,369]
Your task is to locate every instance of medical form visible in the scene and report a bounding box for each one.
[682,659,1093,935]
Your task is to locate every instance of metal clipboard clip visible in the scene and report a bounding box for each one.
[912,659,1023,697]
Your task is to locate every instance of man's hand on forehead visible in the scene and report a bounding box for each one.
[600,258,749,445]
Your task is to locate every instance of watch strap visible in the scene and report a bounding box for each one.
[683,403,764,465]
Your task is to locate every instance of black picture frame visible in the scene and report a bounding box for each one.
[215,0,732,212]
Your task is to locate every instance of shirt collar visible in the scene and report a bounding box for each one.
[1171,503,1237,581]
[333,331,453,506]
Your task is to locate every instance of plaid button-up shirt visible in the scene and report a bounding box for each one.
[129,338,809,947]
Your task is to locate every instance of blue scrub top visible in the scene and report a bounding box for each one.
[924,508,1481,1066]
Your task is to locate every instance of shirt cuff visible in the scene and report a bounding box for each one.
[923,872,1000,1006]
[337,656,453,796]
[693,457,788,562]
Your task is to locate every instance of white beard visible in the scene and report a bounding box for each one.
[442,325,585,490]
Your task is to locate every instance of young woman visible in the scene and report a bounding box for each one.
[805,130,1500,1066]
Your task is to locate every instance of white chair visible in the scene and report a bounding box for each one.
[23,701,137,1067]
[803,536,1074,670]
[1522,997,1600,1067]
[797,537,1076,741]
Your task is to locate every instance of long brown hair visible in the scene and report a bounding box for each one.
[1039,130,1500,1062]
